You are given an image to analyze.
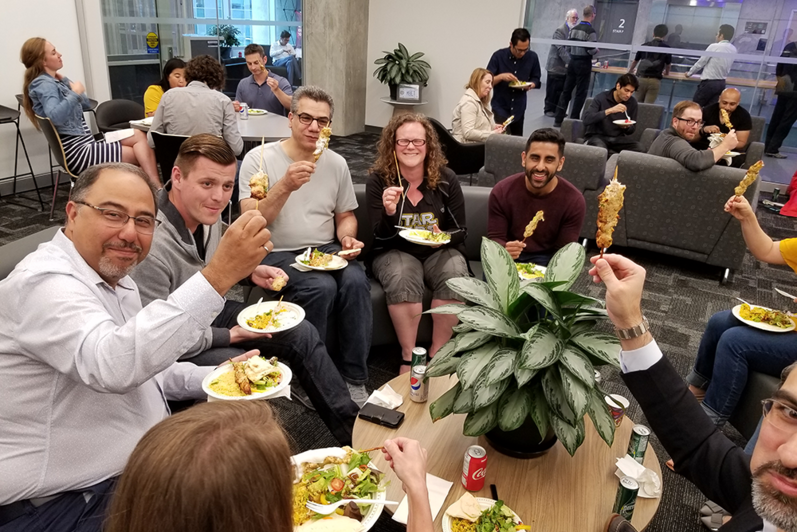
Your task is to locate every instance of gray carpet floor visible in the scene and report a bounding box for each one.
[2,132,796,532]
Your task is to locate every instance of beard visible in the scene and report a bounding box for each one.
[99,241,142,282]
[525,166,556,189]
[752,461,797,532]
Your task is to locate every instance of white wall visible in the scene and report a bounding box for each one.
[365,0,525,128]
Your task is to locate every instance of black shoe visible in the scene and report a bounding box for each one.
[765,152,788,159]
[291,385,316,411]
[553,122,562,128]
[544,111,556,117]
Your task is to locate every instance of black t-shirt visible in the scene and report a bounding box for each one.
[193,225,206,261]
[634,39,672,79]
[693,103,753,150]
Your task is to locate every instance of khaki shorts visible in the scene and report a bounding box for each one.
[372,248,469,305]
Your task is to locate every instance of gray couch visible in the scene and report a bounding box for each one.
[0,227,59,281]
[561,98,666,152]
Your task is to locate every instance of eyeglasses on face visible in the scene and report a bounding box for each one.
[675,117,704,127]
[295,113,331,128]
[762,398,797,432]
[396,139,427,147]
[75,201,161,235]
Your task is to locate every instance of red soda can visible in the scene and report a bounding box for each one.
[603,60,609,69]
[462,445,487,491]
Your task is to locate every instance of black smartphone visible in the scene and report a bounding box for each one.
[358,403,405,429]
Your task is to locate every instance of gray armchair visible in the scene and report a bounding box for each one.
[561,98,665,151]
[0,227,59,281]
[742,116,766,169]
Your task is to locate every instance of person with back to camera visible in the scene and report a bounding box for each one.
[686,24,737,107]
[629,24,672,104]
[143,58,186,117]
[367,113,469,373]
[21,37,161,188]
[553,5,599,127]
[544,9,578,117]
[104,401,434,532]
[451,68,505,143]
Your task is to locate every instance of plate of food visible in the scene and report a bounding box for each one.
[248,108,268,116]
[202,356,292,401]
[516,263,546,280]
[237,300,305,334]
[508,81,532,88]
[725,151,741,157]
[399,228,451,246]
[732,303,796,333]
[292,446,386,532]
[613,119,636,125]
[296,248,349,271]
[442,493,527,532]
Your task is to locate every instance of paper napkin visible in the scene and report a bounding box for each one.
[365,384,403,409]
[392,473,453,524]
[615,455,662,498]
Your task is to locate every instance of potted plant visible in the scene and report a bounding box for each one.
[208,24,241,60]
[426,238,621,458]
[373,43,431,100]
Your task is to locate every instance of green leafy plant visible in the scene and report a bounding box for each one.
[426,238,621,456]
[373,43,431,86]
[208,24,241,48]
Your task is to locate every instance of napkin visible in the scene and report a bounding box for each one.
[392,473,453,524]
[614,455,662,498]
[708,135,734,166]
[365,384,403,409]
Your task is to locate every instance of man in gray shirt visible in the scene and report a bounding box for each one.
[233,43,292,116]
[148,55,243,155]
[0,162,270,531]
[544,8,577,116]
[648,100,738,171]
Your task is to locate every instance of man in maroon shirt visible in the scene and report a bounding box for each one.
[487,128,586,266]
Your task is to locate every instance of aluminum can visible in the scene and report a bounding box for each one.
[411,347,427,368]
[773,188,781,202]
[613,476,639,520]
[626,424,651,464]
[240,103,249,120]
[604,60,609,69]
[410,365,428,403]
[594,370,602,384]
[462,445,487,491]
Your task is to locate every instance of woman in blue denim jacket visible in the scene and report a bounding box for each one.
[21,38,160,187]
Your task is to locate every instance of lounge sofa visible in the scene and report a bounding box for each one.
[560,98,666,152]
[0,227,59,281]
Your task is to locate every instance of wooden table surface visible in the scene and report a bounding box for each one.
[592,65,777,89]
[353,373,662,532]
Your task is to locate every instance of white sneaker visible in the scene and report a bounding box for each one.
[346,382,369,408]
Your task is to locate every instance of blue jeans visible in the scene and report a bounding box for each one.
[273,56,301,86]
[261,244,372,385]
[686,309,797,427]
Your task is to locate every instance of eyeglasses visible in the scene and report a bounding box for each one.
[762,399,797,432]
[675,117,704,127]
[75,201,161,234]
[396,139,427,147]
[295,113,331,128]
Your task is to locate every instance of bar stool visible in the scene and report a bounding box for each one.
[0,104,44,210]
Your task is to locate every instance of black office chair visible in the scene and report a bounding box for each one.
[150,130,189,183]
[0,104,44,210]
[35,115,80,221]
[428,118,485,185]
[96,100,145,133]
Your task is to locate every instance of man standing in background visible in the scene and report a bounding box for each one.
[487,28,542,137]
[554,5,598,128]
[544,9,578,117]
[686,25,737,107]
[765,40,797,159]
[629,24,672,103]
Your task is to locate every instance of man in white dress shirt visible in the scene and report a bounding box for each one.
[0,162,270,532]
[686,24,738,107]
[270,30,301,87]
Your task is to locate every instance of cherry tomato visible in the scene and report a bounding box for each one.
[330,478,345,492]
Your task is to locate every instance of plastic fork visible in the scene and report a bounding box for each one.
[306,499,399,515]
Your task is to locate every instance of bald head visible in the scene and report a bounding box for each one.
[719,88,742,113]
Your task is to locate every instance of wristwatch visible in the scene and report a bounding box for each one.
[614,316,650,340]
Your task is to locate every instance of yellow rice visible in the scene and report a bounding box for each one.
[208,371,246,397]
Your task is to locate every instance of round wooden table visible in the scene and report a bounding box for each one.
[129,113,291,142]
[353,373,662,532]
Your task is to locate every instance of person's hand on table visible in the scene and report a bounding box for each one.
[588,253,646,330]
[703,125,721,134]
[250,265,288,291]
[724,194,755,221]
[382,438,428,495]
[505,240,526,260]
[340,236,363,260]
[383,186,403,216]
[232,100,242,113]
[230,325,272,342]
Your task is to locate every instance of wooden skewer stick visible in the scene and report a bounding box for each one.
[359,446,385,453]
[600,248,606,259]
[393,151,407,202]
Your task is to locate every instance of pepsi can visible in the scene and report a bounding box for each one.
[240,103,249,120]
[410,365,428,403]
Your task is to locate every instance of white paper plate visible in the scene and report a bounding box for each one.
[292,447,386,532]
[294,252,348,271]
[202,361,292,401]
[516,263,547,280]
[613,119,636,125]
[726,151,741,157]
[236,300,305,333]
[399,229,451,247]
[509,81,532,88]
[248,108,268,115]
[442,497,523,532]
[731,304,795,333]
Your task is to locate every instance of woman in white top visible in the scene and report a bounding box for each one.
[451,68,504,143]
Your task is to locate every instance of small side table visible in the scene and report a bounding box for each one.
[380,96,428,117]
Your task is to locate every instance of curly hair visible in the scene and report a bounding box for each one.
[369,113,448,190]
[185,55,225,91]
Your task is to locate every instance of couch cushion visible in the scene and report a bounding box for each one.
[0,227,60,281]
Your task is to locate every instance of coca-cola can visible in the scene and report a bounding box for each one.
[603,60,609,69]
[462,445,487,491]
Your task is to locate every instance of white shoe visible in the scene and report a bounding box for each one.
[346,382,369,408]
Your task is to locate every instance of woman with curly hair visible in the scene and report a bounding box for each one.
[366,114,468,372]
[143,57,186,117]
[21,38,160,187]
[452,68,504,143]
[147,54,243,155]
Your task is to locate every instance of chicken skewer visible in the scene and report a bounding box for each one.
[734,160,764,197]
[249,136,269,209]
[313,126,332,162]
[596,167,626,258]
[523,211,545,239]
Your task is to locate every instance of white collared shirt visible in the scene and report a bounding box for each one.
[687,40,737,80]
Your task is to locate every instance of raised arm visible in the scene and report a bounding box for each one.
[724,195,786,265]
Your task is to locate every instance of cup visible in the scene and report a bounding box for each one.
[605,394,630,427]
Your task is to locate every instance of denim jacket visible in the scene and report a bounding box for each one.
[28,74,92,136]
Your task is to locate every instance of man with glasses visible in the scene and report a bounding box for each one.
[544,9,578,117]
[648,100,738,171]
[238,86,372,407]
[487,27,541,136]
[553,5,599,128]
[129,134,358,444]
[0,162,271,531]
[591,251,797,532]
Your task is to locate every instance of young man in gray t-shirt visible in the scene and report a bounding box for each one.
[239,86,372,407]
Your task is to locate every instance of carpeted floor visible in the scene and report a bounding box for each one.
[2,132,797,532]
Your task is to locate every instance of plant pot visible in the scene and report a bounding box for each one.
[484,417,558,459]
[388,83,399,101]
[220,47,232,60]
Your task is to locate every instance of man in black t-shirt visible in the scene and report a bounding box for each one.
[629,24,672,103]
[693,88,752,168]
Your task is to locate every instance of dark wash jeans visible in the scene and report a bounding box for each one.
[260,244,373,386]
[686,309,797,427]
